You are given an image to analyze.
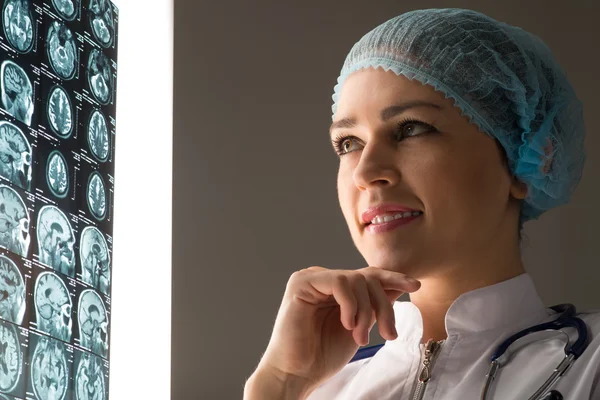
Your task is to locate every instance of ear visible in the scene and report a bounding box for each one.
[509,175,528,200]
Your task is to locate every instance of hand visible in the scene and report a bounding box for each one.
[255,266,421,396]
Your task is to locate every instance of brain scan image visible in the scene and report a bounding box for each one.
[46,151,69,199]
[88,0,114,48]
[80,227,110,295]
[87,49,112,105]
[46,21,78,80]
[75,351,106,400]
[2,0,34,53]
[0,321,22,393]
[78,289,108,358]
[0,185,30,258]
[30,335,68,400]
[1,61,33,126]
[86,172,106,221]
[87,110,109,162]
[34,271,72,342]
[0,256,25,325]
[51,0,79,21]
[0,121,32,191]
[36,205,76,277]
[47,85,73,139]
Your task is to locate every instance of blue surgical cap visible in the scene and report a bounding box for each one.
[331,8,586,224]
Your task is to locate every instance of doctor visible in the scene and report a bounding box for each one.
[243,8,600,400]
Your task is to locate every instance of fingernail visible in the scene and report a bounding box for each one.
[406,277,419,284]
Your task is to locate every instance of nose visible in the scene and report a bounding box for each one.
[352,139,400,190]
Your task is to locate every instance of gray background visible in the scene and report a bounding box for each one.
[172,1,600,398]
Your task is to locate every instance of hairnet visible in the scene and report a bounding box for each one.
[331,8,586,223]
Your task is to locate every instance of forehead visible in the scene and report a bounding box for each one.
[335,68,454,116]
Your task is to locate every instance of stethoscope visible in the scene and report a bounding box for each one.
[349,303,589,400]
[481,303,589,400]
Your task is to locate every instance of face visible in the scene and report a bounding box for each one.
[331,68,526,278]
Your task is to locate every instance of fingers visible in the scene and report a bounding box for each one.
[366,277,398,341]
[350,268,420,345]
[289,266,421,346]
[336,270,418,346]
[348,273,372,346]
[331,274,357,331]
[363,266,421,293]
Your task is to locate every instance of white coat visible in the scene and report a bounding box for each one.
[306,273,600,399]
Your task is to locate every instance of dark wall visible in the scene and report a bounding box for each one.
[172,1,600,398]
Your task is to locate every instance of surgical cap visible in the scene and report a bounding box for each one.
[331,8,586,224]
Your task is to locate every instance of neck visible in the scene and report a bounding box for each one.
[407,247,525,344]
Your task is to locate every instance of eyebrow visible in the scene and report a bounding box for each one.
[329,100,443,135]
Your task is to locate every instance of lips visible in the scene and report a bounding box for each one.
[361,203,420,225]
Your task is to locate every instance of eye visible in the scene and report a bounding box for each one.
[395,117,437,139]
[332,134,360,155]
[342,138,354,152]
[331,118,437,157]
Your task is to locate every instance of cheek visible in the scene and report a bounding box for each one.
[463,148,511,211]
[337,164,353,218]
[336,162,361,231]
[411,141,510,222]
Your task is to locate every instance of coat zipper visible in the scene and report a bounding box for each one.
[410,338,445,400]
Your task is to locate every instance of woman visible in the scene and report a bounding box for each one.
[244,8,600,399]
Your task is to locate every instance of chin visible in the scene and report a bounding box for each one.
[364,250,418,274]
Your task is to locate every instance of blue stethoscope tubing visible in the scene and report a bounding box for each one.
[348,303,589,400]
[481,303,589,400]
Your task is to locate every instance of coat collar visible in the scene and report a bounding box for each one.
[389,273,552,345]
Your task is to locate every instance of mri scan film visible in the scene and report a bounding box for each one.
[30,334,69,400]
[86,171,106,221]
[79,226,110,295]
[1,60,33,126]
[88,0,114,48]
[2,0,34,53]
[36,205,76,277]
[0,255,25,325]
[46,21,78,80]
[87,49,112,105]
[47,85,73,139]
[0,2,118,397]
[78,289,108,358]
[0,120,32,191]
[0,185,30,258]
[0,320,22,394]
[75,350,107,400]
[46,150,69,199]
[34,271,72,342]
[52,0,80,21]
[87,109,109,162]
